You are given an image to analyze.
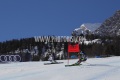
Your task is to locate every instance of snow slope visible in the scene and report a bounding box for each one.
[0,56,120,80]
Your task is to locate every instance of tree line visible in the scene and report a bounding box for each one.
[0,35,120,61]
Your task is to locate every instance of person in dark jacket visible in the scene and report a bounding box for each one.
[75,51,87,65]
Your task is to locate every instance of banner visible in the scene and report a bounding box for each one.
[68,43,80,53]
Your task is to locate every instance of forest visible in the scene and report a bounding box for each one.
[0,34,120,61]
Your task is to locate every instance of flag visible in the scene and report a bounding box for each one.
[68,43,80,53]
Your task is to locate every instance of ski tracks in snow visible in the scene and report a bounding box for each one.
[87,57,120,80]
[0,57,120,80]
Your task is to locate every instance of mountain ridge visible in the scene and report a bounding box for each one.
[95,10,120,36]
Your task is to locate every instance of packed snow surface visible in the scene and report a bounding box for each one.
[0,56,120,80]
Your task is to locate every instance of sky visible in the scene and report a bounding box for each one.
[0,0,120,42]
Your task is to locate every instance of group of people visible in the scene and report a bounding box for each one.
[48,51,87,64]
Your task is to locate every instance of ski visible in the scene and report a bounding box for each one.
[44,62,63,65]
[65,64,82,67]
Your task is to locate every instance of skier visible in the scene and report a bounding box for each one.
[48,49,56,63]
[80,51,87,61]
[75,51,87,65]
